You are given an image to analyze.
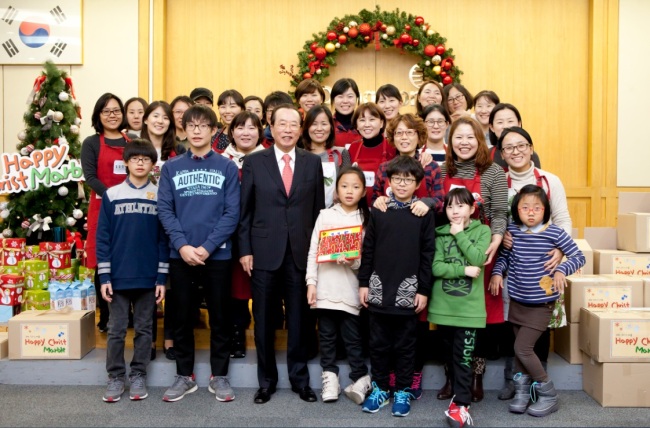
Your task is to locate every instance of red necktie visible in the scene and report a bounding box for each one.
[282,154,293,195]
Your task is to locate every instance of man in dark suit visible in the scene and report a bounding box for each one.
[239,104,325,404]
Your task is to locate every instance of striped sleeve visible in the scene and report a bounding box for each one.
[481,164,509,236]
[554,228,586,276]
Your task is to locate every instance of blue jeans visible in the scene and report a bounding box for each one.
[106,288,156,378]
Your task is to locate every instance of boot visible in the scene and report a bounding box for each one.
[527,380,559,417]
[321,371,340,402]
[498,356,515,400]
[230,324,246,359]
[436,364,453,400]
[508,373,532,414]
[470,357,485,402]
[470,373,484,402]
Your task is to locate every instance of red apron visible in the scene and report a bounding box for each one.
[85,134,129,268]
[350,138,396,206]
[506,168,551,200]
[444,170,504,324]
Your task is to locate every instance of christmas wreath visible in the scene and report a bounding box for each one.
[280,6,463,88]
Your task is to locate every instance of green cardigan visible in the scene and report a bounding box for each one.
[429,219,491,328]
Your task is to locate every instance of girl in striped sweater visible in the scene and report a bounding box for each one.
[489,184,585,418]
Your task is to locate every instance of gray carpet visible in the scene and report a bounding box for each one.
[0,385,647,427]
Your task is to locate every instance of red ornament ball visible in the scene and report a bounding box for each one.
[327,31,337,41]
[381,24,387,32]
[314,47,327,60]
[423,44,436,57]
[303,72,313,80]
[443,76,453,85]
[440,71,448,78]
[442,58,453,70]
[399,33,412,45]
[307,53,314,59]
[412,39,420,47]
[338,34,347,44]
[359,23,372,36]
[415,16,425,26]
[347,27,359,38]
[364,36,371,42]
[436,44,446,55]
[393,39,400,46]
[310,42,318,52]
[405,24,411,32]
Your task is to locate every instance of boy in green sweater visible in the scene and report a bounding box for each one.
[429,188,491,428]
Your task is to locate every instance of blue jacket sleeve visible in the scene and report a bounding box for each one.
[201,160,241,255]
[96,192,112,284]
[156,219,170,285]
[157,162,189,252]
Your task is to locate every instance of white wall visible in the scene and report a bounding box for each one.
[0,1,139,153]
[617,0,650,186]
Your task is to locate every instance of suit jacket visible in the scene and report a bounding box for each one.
[239,146,325,271]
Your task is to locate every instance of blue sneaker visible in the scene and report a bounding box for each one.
[362,382,389,413]
[392,389,412,417]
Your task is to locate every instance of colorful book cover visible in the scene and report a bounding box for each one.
[316,226,362,263]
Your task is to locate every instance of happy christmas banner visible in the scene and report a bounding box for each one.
[0,1,82,65]
[0,144,83,193]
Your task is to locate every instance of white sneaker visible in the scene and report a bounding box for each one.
[321,371,340,402]
[344,374,371,405]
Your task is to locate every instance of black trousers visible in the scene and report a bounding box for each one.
[439,325,476,407]
[317,308,368,382]
[170,258,232,377]
[368,311,417,391]
[251,248,310,389]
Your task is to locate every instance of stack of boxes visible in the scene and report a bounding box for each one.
[559,192,650,406]
[0,238,26,323]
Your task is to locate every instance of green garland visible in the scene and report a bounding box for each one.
[281,6,463,88]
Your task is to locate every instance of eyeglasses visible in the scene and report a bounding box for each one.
[186,123,211,131]
[425,119,447,128]
[275,122,300,131]
[518,205,544,213]
[448,94,465,104]
[128,157,152,164]
[101,109,122,117]
[172,110,186,116]
[390,176,416,185]
[394,130,417,138]
[501,143,531,154]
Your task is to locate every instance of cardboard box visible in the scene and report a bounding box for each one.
[0,332,7,359]
[582,353,650,407]
[585,227,650,275]
[617,192,650,253]
[8,309,95,359]
[572,239,594,275]
[565,275,643,323]
[645,279,650,307]
[579,307,650,362]
[554,322,581,364]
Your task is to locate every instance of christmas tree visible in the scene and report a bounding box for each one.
[3,61,88,243]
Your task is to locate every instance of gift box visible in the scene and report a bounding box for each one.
[24,245,45,261]
[22,290,50,311]
[39,242,72,270]
[50,267,74,283]
[0,274,25,306]
[2,238,26,266]
[0,304,20,322]
[24,260,49,290]
[48,282,68,311]
[80,280,96,311]
[0,265,22,275]
[78,266,95,281]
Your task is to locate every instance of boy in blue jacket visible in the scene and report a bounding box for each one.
[97,139,169,402]
[157,105,240,402]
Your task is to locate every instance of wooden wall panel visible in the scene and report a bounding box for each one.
[142,0,627,233]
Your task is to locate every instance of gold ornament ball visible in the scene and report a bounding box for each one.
[427,29,435,36]
[343,26,349,33]
[382,34,388,40]
[386,25,396,36]
[70,125,80,134]
[432,55,442,65]
[325,42,336,53]
[18,130,26,141]
[53,111,64,122]
[433,65,442,75]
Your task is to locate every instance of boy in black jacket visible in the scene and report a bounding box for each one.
[358,156,435,417]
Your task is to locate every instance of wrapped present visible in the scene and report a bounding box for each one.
[22,289,50,311]
[0,304,20,322]
[50,267,74,283]
[71,258,80,280]
[49,282,68,311]
[25,245,46,261]
[80,279,96,311]
[24,260,49,290]
[2,238,26,266]
[0,274,24,306]
[69,282,87,310]
[78,266,95,281]
[39,242,72,270]
[0,265,22,275]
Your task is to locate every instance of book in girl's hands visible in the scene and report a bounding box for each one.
[316,226,363,263]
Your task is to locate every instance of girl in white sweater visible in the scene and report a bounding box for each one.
[306,166,370,405]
